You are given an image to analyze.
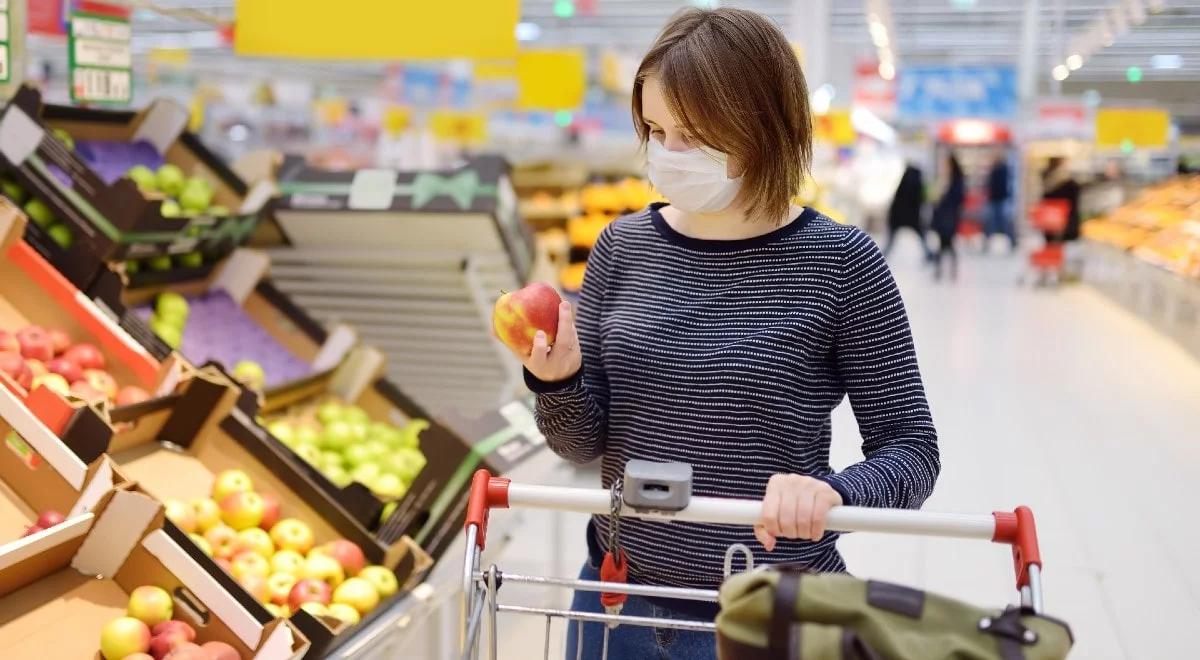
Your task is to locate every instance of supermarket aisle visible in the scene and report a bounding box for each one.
[490,238,1200,660]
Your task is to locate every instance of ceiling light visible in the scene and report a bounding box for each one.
[878,61,895,81]
[868,21,889,47]
[1151,54,1182,70]
[1066,54,1083,70]
[811,84,834,115]
[515,22,541,42]
[1052,65,1069,81]
[951,0,976,8]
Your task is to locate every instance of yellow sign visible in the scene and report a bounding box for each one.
[475,61,517,82]
[517,49,586,110]
[149,48,191,67]
[814,111,855,146]
[1095,108,1170,148]
[234,0,519,59]
[430,111,488,145]
[384,106,412,135]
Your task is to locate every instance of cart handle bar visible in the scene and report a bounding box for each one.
[465,469,1042,590]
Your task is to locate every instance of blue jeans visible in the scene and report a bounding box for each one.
[563,561,716,660]
[985,199,1016,249]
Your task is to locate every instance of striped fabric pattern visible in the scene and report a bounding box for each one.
[529,204,940,590]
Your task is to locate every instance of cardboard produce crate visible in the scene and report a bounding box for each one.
[87,248,355,390]
[0,85,272,288]
[0,488,308,659]
[71,369,431,657]
[0,204,175,434]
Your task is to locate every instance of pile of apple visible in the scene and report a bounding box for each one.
[166,469,399,627]
[99,585,241,659]
[265,400,428,500]
[148,293,189,350]
[127,164,227,220]
[0,324,150,407]
[0,177,77,250]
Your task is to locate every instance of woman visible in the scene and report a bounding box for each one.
[931,152,965,280]
[1041,156,1082,242]
[509,8,940,659]
[884,160,932,261]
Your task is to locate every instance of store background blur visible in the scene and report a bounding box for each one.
[0,1,1198,659]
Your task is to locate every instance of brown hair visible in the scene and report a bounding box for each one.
[633,7,812,223]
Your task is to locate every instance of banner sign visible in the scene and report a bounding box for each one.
[68,11,132,104]
[897,65,1017,119]
[1095,108,1170,149]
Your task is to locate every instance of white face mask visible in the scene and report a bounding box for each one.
[646,139,743,213]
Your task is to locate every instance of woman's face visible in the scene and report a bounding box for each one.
[641,74,744,179]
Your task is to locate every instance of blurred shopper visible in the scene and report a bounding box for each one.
[984,151,1016,252]
[506,8,940,660]
[884,161,934,260]
[1041,156,1081,243]
[932,153,966,280]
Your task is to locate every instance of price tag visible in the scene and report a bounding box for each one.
[69,12,132,104]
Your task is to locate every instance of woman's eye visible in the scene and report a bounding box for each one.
[649,128,664,139]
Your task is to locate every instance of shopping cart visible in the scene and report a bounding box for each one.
[460,463,1045,660]
[1023,199,1071,285]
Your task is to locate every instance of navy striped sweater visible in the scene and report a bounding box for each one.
[528,203,940,599]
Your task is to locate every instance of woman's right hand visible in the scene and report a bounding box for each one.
[509,300,582,383]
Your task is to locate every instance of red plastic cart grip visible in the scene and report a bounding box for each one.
[991,506,1042,590]
[464,468,510,550]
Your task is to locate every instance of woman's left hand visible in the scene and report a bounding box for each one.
[754,474,843,552]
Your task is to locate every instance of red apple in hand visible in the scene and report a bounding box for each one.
[0,352,32,389]
[0,330,18,354]
[83,369,118,399]
[46,328,71,355]
[16,326,54,361]
[46,357,83,383]
[492,282,562,357]
[116,385,151,406]
[64,342,105,370]
[288,578,332,610]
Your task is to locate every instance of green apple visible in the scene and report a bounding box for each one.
[1,178,27,204]
[324,465,352,488]
[398,419,429,448]
[267,420,296,448]
[23,198,56,229]
[46,223,73,249]
[208,205,230,217]
[332,577,379,614]
[294,443,322,466]
[343,406,370,426]
[147,255,174,271]
[366,422,398,445]
[149,317,182,348]
[378,501,398,526]
[386,448,427,484]
[350,463,381,487]
[127,165,157,192]
[233,360,266,390]
[348,420,369,442]
[51,128,75,150]
[316,402,344,426]
[177,251,203,268]
[321,420,356,452]
[180,181,213,213]
[295,426,320,447]
[125,259,141,274]
[372,473,406,499]
[157,164,186,196]
[341,443,372,469]
[160,199,183,218]
[155,291,190,322]
[319,451,344,472]
[358,565,399,598]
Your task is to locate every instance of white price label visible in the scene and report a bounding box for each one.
[72,16,131,41]
[74,38,132,68]
[72,68,131,104]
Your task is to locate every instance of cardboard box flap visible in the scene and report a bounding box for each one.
[142,528,271,651]
[0,103,44,166]
[310,324,357,373]
[132,98,189,155]
[0,383,89,489]
[72,489,159,578]
[327,345,385,403]
[255,618,302,660]
[68,457,119,518]
[212,248,270,305]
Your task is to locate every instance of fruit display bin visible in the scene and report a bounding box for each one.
[0,381,128,545]
[264,156,530,416]
[87,248,356,391]
[0,204,174,432]
[88,369,433,658]
[0,488,308,659]
[0,85,272,287]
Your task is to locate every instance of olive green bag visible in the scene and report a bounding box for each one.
[716,568,1072,660]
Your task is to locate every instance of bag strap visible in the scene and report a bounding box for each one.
[769,570,803,658]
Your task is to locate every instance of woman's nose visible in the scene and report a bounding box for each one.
[662,134,692,153]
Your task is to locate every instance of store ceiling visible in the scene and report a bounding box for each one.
[26,1,1200,94]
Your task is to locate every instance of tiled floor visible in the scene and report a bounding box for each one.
[409,236,1200,659]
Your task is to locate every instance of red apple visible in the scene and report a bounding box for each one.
[32,372,70,396]
[63,342,105,370]
[266,572,297,605]
[47,328,71,355]
[0,330,18,353]
[100,616,152,660]
[126,655,155,660]
[149,627,193,660]
[302,552,344,587]
[258,493,281,531]
[164,499,197,533]
[151,621,195,642]
[16,326,54,362]
[128,585,174,626]
[492,282,562,357]
[46,356,83,383]
[164,643,205,660]
[319,539,367,577]
[0,352,32,389]
[35,510,65,528]
[21,524,44,537]
[237,574,270,603]
[82,368,118,399]
[287,578,332,611]
[230,550,271,581]
[269,518,314,554]
[219,491,265,531]
[71,379,106,402]
[204,524,239,560]
[199,641,240,660]
[214,557,232,573]
[116,385,152,406]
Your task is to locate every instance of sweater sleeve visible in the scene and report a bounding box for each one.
[525,226,614,463]
[821,229,941,509]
